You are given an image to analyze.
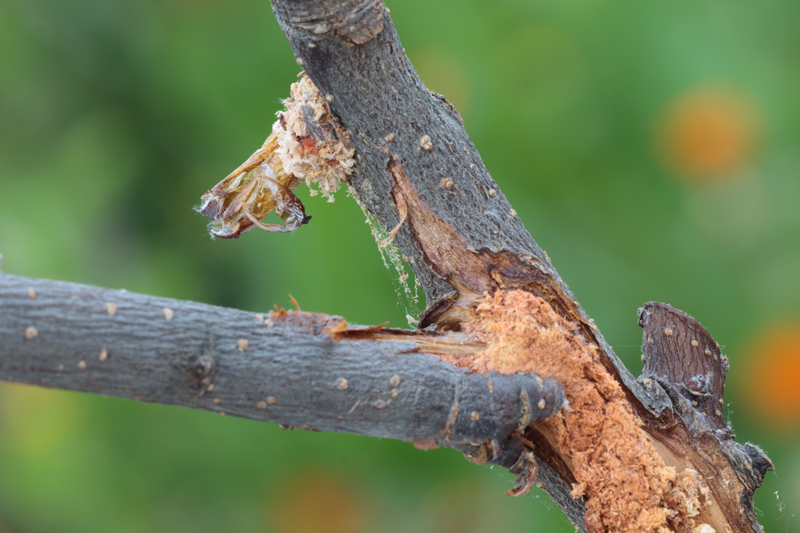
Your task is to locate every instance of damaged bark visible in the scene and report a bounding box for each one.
[637,303,773,531]
[269,0,773,531]
[0,274,563,462]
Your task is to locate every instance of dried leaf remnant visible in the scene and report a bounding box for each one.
[198,75,355,238]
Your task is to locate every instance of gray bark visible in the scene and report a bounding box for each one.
[0,273,563,451]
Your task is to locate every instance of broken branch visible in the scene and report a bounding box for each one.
[0,273,563,456]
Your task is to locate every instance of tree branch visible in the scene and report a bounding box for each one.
[0,273,563,453]
[268,1,772,531]
[0,0,773,531]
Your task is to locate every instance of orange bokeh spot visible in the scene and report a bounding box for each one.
[268,469,366,533]
[741,322,800,430]
[659,88,758,183]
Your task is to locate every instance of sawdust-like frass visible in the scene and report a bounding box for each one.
[274,75,355,200]
[199,75,354,238]
[445,290,712,533]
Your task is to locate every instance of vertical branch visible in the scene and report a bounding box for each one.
[266,1,773,531]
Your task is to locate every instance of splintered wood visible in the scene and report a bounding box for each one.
[442,290,711,533]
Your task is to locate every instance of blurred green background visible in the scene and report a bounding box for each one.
[1,0,798,531]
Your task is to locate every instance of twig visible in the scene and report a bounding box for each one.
[0,273,563,453]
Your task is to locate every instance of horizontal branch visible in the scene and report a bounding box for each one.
[0,273,564,452]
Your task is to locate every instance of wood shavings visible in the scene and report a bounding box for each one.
[452,290,710,533]
[273,75,355,200]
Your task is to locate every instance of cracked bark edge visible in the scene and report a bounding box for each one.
[0,273,563,454]
[638,302,773,532]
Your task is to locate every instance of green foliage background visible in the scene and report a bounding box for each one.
[1,0,798,531]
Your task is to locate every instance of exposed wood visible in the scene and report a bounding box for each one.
[269,1,772,531]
